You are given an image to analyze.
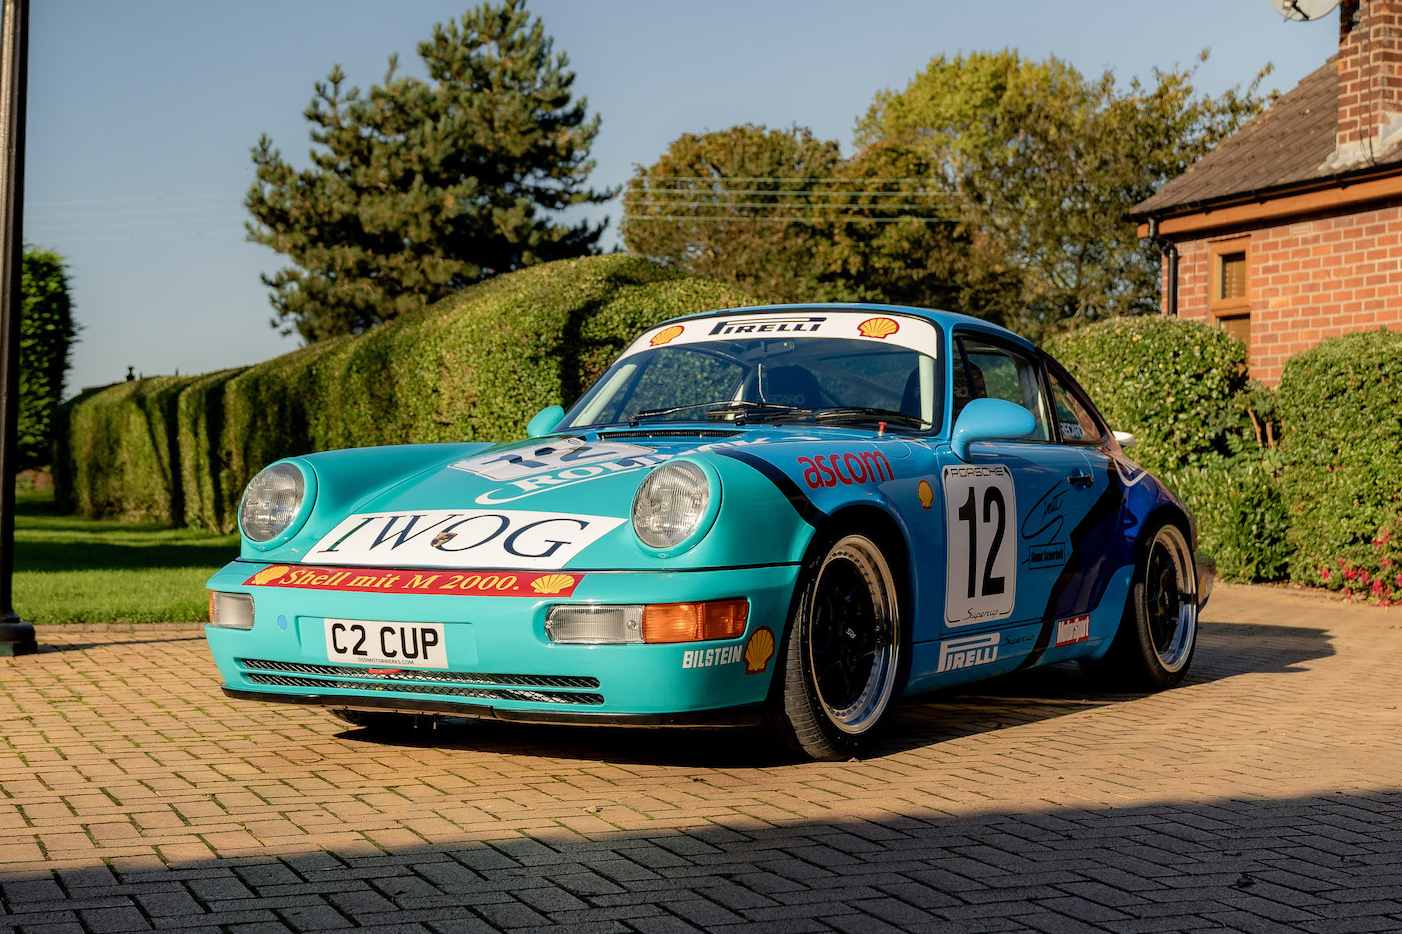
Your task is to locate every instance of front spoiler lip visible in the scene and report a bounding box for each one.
[221,686,765,728]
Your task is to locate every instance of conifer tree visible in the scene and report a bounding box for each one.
[247,1,612,341]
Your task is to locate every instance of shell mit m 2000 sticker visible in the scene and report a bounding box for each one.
[943,464,1017,626]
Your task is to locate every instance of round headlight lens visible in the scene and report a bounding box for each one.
[632,462,710,549]
[240,463,306,543]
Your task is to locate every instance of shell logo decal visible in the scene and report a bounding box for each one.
[530,574,577,595]
[249,565,290,586]
[918,480,934,510]
[857,317,899,339]
[650,325,684,346]
[743,626,775,675]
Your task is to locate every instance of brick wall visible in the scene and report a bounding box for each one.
[1166,199,1402,385]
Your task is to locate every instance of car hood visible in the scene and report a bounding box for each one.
[259,425,890,571]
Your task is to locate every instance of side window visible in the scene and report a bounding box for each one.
[953,337,1051,441]
[1047,368,1105,444]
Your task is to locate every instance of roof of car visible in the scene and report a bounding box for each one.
[661,303,1034,350]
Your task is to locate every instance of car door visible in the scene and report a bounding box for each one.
[941,335,1101,634]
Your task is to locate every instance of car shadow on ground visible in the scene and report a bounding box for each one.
[335,619,1333,768]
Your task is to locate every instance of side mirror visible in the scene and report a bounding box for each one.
[526,405,565,439]
[1112,430,1137,449]
[951,398,1037,462]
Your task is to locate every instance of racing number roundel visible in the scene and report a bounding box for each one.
[942,465,1017,626]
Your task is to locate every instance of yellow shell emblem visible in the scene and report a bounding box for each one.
[857,317,900,340]
[918,480,934,510]
[650,325,684,346]
[531,574,576,595]
[744,626,776,675]
[249,565,289,586]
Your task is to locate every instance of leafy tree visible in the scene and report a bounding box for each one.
[247,0,613,341]
[857,49,1271,339]
[621,125,848,303]
[18,248,75,469]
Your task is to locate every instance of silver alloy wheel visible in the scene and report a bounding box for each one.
[1144,523,1197,673]
[804,535,899,734]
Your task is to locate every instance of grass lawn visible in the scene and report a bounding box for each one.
[14,488,238,624]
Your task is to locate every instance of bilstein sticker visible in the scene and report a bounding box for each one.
[243,564,583,597]
[307,509,625,569]
[682,645,744,669]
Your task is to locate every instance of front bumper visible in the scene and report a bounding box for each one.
[205,561,800,725]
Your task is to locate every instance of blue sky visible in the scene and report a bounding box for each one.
[27,1,1340,395]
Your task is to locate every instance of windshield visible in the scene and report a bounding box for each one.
[561,322,943,432]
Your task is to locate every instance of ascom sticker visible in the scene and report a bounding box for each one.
[798,450,894,489]
[937,632,1001,673]
[307,509,625,570]
[1055,614,1090,647]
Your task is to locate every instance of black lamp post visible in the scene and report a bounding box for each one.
[0,0,34,657]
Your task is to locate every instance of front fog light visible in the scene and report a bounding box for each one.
[209,591,255,630]
[546,605,644,644]
[632,462,710,549]
[240,463,306,543]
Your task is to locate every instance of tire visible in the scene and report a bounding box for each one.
[1085,519,1198,690]
[328,708,432,734]
[769,533,903,760]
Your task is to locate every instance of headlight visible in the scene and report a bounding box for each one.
[632,462,711,549]
[239,463,307,543]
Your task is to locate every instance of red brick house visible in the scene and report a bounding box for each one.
[1131,0,1402,385]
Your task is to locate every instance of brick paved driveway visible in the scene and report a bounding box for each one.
[2,585,1401,933]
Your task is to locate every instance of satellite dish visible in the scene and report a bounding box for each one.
[1269,0,1341,21]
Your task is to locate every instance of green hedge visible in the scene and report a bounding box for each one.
[1277,328,1402,589]
[1047,315,1289,582]
[54,255,752,530]
[19,248,76,469]
[1046,315,1250,474]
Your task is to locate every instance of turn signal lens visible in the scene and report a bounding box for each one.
[545,605,644,644]
[641,600,748,644]
[209,591,255,630]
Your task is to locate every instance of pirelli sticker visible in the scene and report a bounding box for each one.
[242,564,582,597]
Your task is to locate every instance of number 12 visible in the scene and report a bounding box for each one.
[956,486,1007,599]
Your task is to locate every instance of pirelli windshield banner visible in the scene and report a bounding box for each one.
[620,311,941,360]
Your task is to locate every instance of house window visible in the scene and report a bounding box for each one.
[1209,238,1251,361]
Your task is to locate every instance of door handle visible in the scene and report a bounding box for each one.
[1068,468,1094,489]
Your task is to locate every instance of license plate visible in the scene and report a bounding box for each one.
[324,619,448,669]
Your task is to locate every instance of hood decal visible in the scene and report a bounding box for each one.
[307,509,625,570]
[451,438,657,481]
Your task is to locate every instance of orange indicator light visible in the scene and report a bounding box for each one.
[641,599,749,643]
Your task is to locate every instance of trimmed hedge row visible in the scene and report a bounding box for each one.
[1276,328,1402,594]
[1047,315,1288,583]
[1045,315,1249,474]
[55,255,752,531]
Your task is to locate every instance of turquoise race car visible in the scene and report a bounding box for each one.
[206,304,1212,760]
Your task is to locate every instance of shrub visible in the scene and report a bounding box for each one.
[52,375,195,522]
[1045,315,1250,474]
[19,248,76,469]
[1159,456,1290,582]
[55,255,753,530]
[1277,328,1402,590]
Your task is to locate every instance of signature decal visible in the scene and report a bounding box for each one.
[1022,479,1069,569]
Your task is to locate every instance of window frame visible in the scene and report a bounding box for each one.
[951,330,1054,444]
[1041,355,1110,447]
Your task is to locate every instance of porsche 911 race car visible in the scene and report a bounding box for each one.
[206,304,1212,760]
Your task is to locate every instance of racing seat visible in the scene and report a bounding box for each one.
[762,365,823,408]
